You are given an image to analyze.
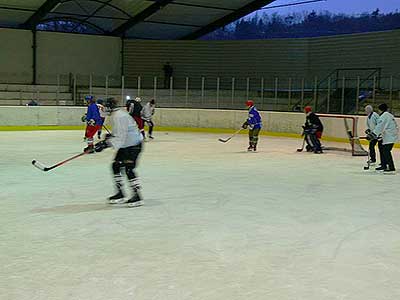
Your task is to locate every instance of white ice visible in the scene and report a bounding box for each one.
[1,130,400,300]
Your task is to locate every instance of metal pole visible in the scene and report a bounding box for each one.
[89,73,93,95]
[288,78,292,111]
[231,77,235,107]
[216,77,220,109]
[274,77,278,109]
[389,75,393,110]
[341,76,345,114]
[327,77,331,113]
[121,75,125,105]
[32,29,37,85]
[356,76,360,114]
[137,76,141,97]
[153,76,157,100]
[246,77,250,100]
[73,74,77,105]
[105,75,109,99]
[201,77,205,105]
[185,77,189,107]
[56,74,60,105]
[170,76,173,103]
[372,75,376,104]
[313,76,318,109]
[300,78,305,108]
[261,77,264,109]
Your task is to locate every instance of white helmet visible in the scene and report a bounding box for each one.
[134,97,141,102]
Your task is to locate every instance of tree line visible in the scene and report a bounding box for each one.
[203,9,400,40]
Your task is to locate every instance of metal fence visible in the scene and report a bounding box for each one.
[1,73,400,115]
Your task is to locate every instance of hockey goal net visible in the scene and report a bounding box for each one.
[317,114,368,156]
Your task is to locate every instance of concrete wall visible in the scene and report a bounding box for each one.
[37,32,121,84]
[0,106,379,141]
[0,28,121,85]
[125,30,400,88]
[0,28,32,84]
[124,39,309,87]
[308,30,400,78]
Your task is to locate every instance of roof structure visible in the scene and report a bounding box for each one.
[0,0,275,39]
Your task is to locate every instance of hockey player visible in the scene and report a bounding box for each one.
[242,100,262,151]
[83,95,102,153]
[367,103,399,174]
[96,99,107,140]
[95,97,144,207]
[126,96,145,138]
[303,106,323,154]
[364,105,380,165]
[141,99,156,139]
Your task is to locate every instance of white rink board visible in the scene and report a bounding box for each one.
[1,130,400,300]
[0,106,387,141]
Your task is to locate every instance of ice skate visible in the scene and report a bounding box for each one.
[83,145,95,154]
[126,192,143,208]
[108,191,125,204]
[383,169,396,175]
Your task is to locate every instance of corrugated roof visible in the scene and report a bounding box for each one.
[0,0,275,39]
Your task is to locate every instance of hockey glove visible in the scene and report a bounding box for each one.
[94,140,109,152]
[242,121,249,129]
[81,114,87,122]
[366,131,378,141]
[87,119,95,126]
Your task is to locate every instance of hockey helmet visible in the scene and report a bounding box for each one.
[85,95,94,102]
[378,103,388,112]
[104,97,118,111]
[304,106,312,113]
[245,100,254,107]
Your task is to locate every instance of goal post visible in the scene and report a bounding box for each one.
[317,114,368,156]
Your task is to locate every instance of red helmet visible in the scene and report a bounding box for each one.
[304,106,312,113]
[245,100,254,107]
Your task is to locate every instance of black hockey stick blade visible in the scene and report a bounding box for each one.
[32,160,49,171]
[218,137,231,143]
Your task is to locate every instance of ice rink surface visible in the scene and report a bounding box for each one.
[1,130,400,300]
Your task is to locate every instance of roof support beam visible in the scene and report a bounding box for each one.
[181,0,275,40]
[111,0,174,36]
[22,0,61,29]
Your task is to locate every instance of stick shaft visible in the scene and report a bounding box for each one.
[46,152,87,171]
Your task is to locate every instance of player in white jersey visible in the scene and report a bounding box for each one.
[95,97,144,207]
[366,103,399,174]
[141,99,156,139]
[364,105,380,165]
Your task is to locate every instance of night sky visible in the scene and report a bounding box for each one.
[261,0,399,15]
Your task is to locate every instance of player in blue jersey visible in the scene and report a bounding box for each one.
[242,100,262,151]
[83,95,102,153]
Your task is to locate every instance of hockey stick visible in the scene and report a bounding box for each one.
[297,137,306,152]
[102,125,112,135]
[218,128,243,143]
[364,151,371,170]
[32,152,87,172]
